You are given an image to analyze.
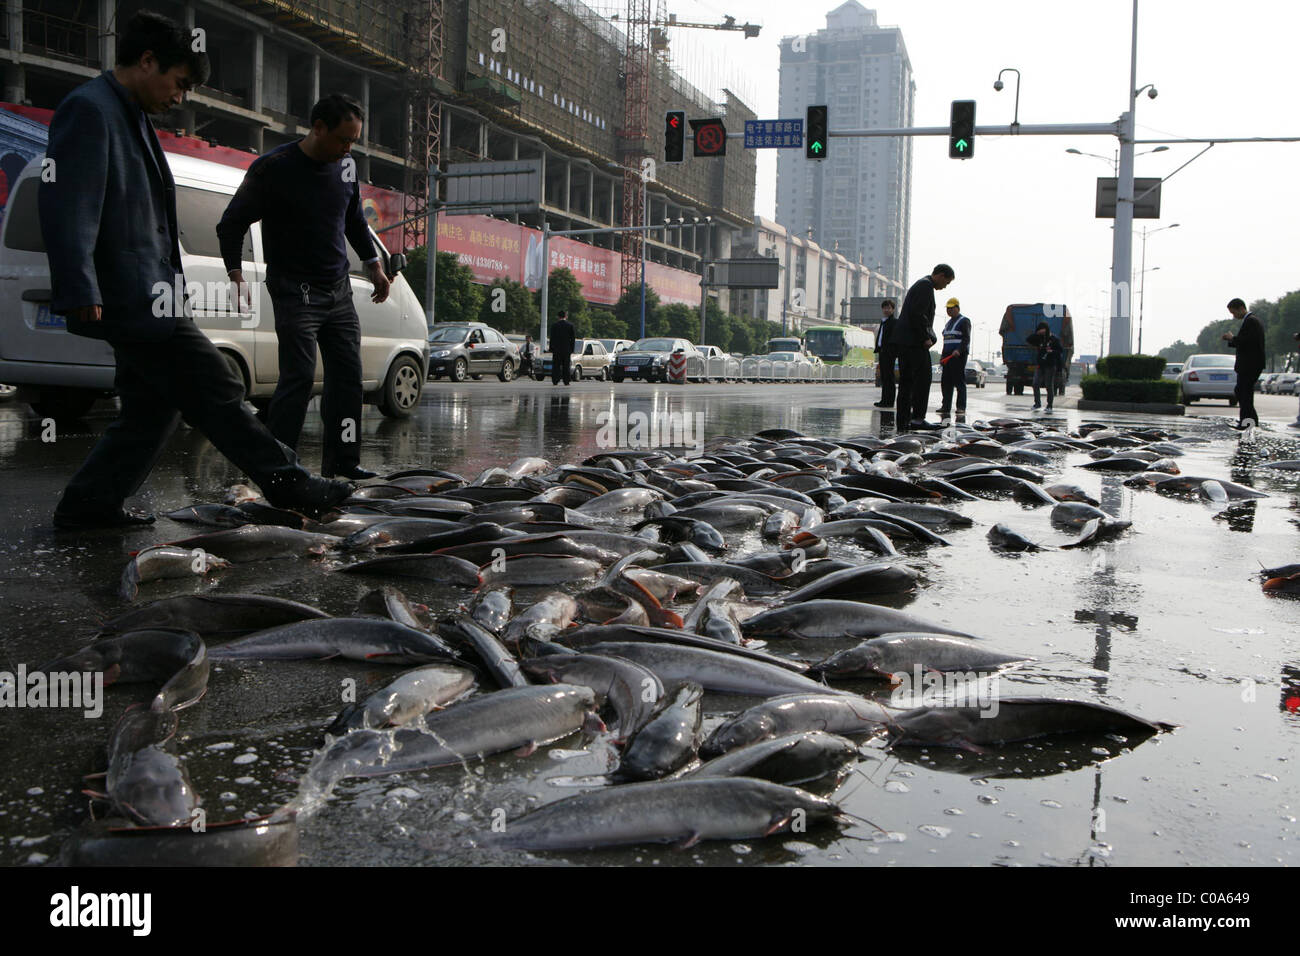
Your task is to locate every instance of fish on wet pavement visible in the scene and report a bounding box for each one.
[325,664,476,734]
[120,547,231,601]
[478,777,841,852]
[207,618,462,663]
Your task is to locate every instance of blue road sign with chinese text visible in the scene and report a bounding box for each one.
[744,119,804,149]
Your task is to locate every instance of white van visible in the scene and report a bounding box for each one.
[0,151,429,420]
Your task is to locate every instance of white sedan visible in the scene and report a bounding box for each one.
[1178,354,1237,405]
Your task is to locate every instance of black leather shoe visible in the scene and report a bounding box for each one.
[53,507,155,531]
[263,474,354,517]
[323,465,379,480]
[872,401,892,408]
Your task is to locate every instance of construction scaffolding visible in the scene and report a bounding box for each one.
[227,0,415,70]
[404,0,445,250]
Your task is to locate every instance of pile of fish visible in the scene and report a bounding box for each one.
[53,416,1293,863]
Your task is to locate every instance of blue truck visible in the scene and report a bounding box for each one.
[999,303,1074,396]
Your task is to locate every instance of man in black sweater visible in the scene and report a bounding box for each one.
[1222,297,1265,429]
[895,264,955,428]
[217,94,390,480]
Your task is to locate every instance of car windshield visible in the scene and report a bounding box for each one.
[632,338,676,352]
[768,352,798,362]
[429,326,470,343]
[1188,355,1234,369]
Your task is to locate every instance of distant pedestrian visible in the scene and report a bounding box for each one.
[895,264,954,428]
[1291,331,1300,430]
[1221,297,1265,429]
[936,297,971,418]
[1025,321,1063,411]
[873,298,898,408]
[550,310,576,385]
[521,334,536,377]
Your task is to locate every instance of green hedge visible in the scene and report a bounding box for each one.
[1081,375,1180,403]
[1095,354,1168,380]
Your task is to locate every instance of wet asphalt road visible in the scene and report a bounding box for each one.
[0,379,1298,867]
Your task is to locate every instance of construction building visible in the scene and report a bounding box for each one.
[0,0,756,312]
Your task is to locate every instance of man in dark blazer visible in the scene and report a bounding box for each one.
[873,298,897,408]
[895,264,955,428]
[550,310,576,385]
[1222,297,1265,429]
[40,10,351,528]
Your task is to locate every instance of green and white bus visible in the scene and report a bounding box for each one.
[803,324,874,365]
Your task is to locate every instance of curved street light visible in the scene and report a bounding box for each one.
[1136,222,1180,354]
[994,68,1021,133]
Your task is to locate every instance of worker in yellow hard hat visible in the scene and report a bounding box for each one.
[936,297,971,418]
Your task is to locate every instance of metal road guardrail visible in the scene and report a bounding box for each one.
[619,356,872,384]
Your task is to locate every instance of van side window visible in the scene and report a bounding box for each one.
[3,178,45,252]
[177,186,251,260]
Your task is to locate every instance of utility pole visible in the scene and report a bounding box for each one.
[1108,0,1140,356]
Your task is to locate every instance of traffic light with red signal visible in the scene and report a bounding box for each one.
[664,110,685,164]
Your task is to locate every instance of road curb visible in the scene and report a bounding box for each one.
[1077,399,1185,415]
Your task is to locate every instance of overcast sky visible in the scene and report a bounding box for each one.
[662,0,1300,359]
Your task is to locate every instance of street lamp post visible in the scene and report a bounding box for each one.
[1136,222,1179,353]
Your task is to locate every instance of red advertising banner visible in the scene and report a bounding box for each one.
[540,235,621,305]
[645,260,703,306]
[436,216,525,285]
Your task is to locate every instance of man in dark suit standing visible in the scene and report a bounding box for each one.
[550,310,576,386]
[1222,297,1265,429]
[218,93,389,480]
[873,298,897,408]
[895,264,955,428]
[40,10,351,529]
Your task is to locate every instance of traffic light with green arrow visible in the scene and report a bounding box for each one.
[806,105,827,160]
[949,100,975,159]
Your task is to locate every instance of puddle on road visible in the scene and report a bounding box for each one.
[0,387,1297,866]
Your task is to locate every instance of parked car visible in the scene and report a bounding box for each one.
[1162,362,1184,381]
[534,338,613,381]
[1273,372,1300,396]
[610,337,700,382]
[964,360,988,388]
[597,338,634,356]
[0,151,428,421]
[1178,354,1237,404]
[427,322,520,383]
[1256,372,1275,393]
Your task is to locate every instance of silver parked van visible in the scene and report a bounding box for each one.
[0,151,429,420]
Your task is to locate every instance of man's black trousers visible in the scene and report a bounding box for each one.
[266,274,364,474]
[59,315,302,513]
[877,344,898,405]
[896,346,932,425]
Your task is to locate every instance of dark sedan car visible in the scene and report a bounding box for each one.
[964,360,988,388]
[610,337,700,383]
[427,323,521,383]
